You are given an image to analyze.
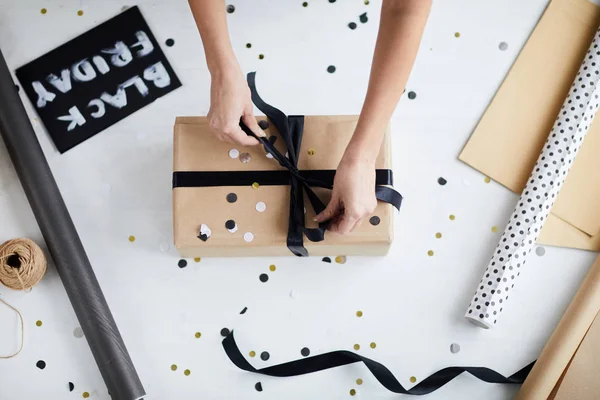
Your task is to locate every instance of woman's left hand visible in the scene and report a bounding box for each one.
[314,154,377,234]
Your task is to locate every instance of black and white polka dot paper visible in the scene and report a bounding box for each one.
[465,29,600,329]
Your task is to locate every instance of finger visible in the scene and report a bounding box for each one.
[315,198,340,222]
[217,134,234,144]
[350,217,364,233]
[334,215,358,235]
[242,112,266,138]
[229,126,260,146]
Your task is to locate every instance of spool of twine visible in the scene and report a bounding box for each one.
[0,238,47,359]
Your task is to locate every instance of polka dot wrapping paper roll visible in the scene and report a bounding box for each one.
[465,28,600,329]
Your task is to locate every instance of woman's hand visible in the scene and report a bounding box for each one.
[208,65,265,146]
[314,154,377,234]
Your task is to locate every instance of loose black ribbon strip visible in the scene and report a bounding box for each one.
[223,331,534,395]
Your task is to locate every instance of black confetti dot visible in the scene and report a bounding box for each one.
[178,259,187,268]
[258,120,269,130]
[369,216,380,226]
[322,257,331,263]
[259,273,269,283]
[226,193,238,203]
[438,177,447,186]
[329,0,336,2]
[327,65,336,74]
[220,328,230,337]
[165,38,175,47]
[258,54,265,60]
[198,233,209,242]
[226,4,235,13]
[302,1,308,6]
[348,22,357,30]
[240,307,248,315]
[255,382,263,392]
[246,43,252,48]
[15,84,20,92]
[260,351,270,361]
[36,360,46,370]
[359,12,368,23]
[225,220,236,230]
[408,91,417,100]
[68,382,75,392]
[301,347,310,357]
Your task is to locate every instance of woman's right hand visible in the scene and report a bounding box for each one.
[208,65,265,146]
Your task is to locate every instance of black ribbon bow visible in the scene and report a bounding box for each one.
[238,72,402,256]
[223,331,534,396]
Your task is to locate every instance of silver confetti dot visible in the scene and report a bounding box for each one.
[266,153,274,159]
[159,243,170,252]
[535,246,545,256]
[499,41,508,51]
[256,202,266,212]
[244,232,254,242]
[450,343,460,353]
[73,327,84,338]
[229,149,240,159]
[240,152,252,163]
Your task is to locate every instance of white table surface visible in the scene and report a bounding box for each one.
[0,1,597,399]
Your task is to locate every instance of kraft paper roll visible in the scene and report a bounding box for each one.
[465,27,600,328]
[515,254,600,400]
[0,49,145,400]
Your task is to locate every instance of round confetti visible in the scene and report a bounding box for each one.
[82,393,90,399]
[356,310,363,317]
[259,54,265,60]
[335,256,347,264]
[194,257,201,263]
[226,4,235,13]
[240,307,248,314]
[184,369,191,376]
[165,38,175,47]
[260,351,270,361]
[246,43,252,48]
[353,344,360,350]
[307,148,316,156]
[449,214,456,221]
[327,66,336,74]
[536,246,546,256]
[240,152,252,163]
[195,332,201,339]
[356,378,363,385]
[259,273,269,283]
[244,232,255,242]
[36,360,46,370]
[348,22,357,30]
[249,351,256,357]
[289,289,299,299]
[69,382,75,392]
[73,327,84,338]
[370,342,376,349]
[178,259,187,268]
[266,153,274,159]
[364,0,370,4]
[300,347,310,357]
[160,243,170,252]
[256,202,266,212]
[258,120,269,130]
[198,224,212,241]
[410,376,417,383]
[40,8,47,14]
[350,389,356,396]
[359,12,368,23]
[408,91,417,100]
[369,216,380,226]
[226,193,238,203]
[36,320,42,327]
[225,220,236,230]
[15,84,20,92]
[435,232,442,239]
[450,343,461,353]
[255,382,263,392]
[77,10,84,16]
[252,182,260,190]
[438,177,447,186]
[229,148,240,159]
[322,257,331,263]
[484,176,491,183]
[269,264,276,272]
[302,1,308,6]
[454,32,460,38]
[491,226,499,233]
[171,364,178,371]
[427,250,434,256]
[221,328,230,337]
[128,235,135,242]
[499,41,508,51]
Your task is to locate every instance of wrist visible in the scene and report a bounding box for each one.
[207,51,239,78]
[343,139,378,166]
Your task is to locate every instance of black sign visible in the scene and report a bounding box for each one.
[16,6,181,153]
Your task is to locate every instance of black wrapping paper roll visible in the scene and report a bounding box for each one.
[0,50,145,400]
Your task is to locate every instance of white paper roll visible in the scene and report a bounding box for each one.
[465,28,600,329]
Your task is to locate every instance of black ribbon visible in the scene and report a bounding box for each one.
[223,331,534,396]
[173,72,402,256]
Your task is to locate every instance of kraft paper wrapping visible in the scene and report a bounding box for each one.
[173,116,395,257]
[465,28,600,329]
[516,255,600,400]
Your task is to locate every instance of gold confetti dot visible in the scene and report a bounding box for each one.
[184,369,191,376]
[77,10,84,16]
[195,332,201,339]
[194,257,201,263]
[435,232,442,239]
[491,226,498,233]
[364,0,370,4]
[454,32,460,38]
[249,351,256,357]
[484,176,491,183]
[356,310,363,317]
[356,378,363,385]
[350,389,357,396]
[40,8,47,14]
[353,344,360,350]
[171,364,177,371]
[128,235,135,242]
[36,320,42,327]
[258,54,265,60]
[307,148,315,156]
[252,182,260,189]
[269,264,276,272]
[82,393,90,399]
[449,214,456,221]
[335,256,347,264]
[427,250,434,257]
[370,342,376,349]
